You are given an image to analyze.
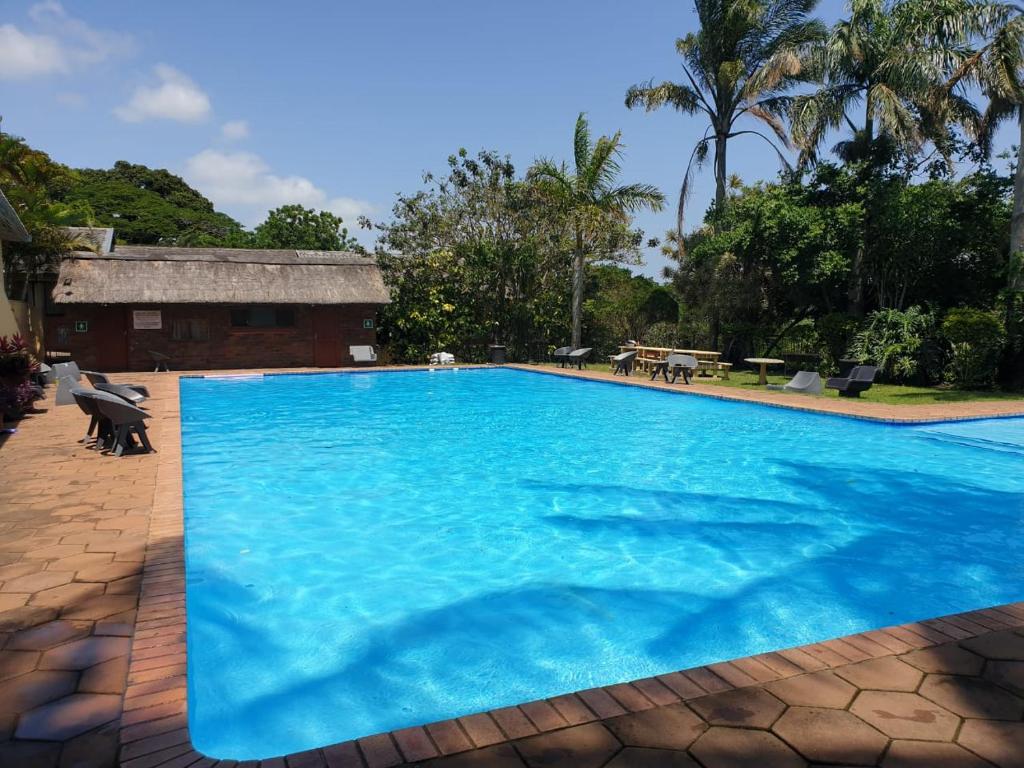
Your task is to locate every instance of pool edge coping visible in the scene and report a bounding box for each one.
[118,369,1024,768]
[508,363,1024,425]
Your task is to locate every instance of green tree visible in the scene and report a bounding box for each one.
[66,161,248,246]
[376,149,572,362]
[625,0,825,239]
[585,266,678,351]
[964,6,1024,297]
[529,113,664,348]
[790,0,1009,314]
[251,204,362,251]
[0,131,92,297]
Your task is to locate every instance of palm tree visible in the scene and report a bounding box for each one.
[625,0,825,240]
[965,7,1024,296]
[789,0,998,166]
[529,114,665,348]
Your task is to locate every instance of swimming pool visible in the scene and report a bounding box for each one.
[180,368,1024,759]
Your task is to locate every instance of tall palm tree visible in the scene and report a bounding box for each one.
[529,114,665,348]
[789,0,999,166]
[964,7,1024,296]
[625,0,824,240]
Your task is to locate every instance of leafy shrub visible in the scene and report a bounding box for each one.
[847,307,941,384]
[0,334,41,417]
[941,308,1005,389]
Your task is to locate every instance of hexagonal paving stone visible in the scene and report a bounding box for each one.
[985,660,1024,697]
[38,636,130,671]
[919,674,1024,720]
[849,690,959,741]
[605,704,707,750]
[4,620,92,651]
[28,581,104,609]
[515,723,620,768]
[0,605,58,632]
[14,693,121,741]
[835,656,923,692]
[957,719,1024,767]
[78,655,130,694]
[691,727,806,768]
[961,630,1024,661]
[688,687,786,729]
[773,706,888,764]
[2,570,75,594]
[901,643,985,676]
[765,671,857,709]
[881,740,992,768]
[605,747,700,768]
[0,592,30,611]
[0,649,40,682]
[0,669,78,717]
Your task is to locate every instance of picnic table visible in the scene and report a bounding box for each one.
[744,357,785,386]
[619,346,729,379]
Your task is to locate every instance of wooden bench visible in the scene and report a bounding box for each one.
[696,360,732,379]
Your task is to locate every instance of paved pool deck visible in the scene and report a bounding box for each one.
[0,366,1022,768]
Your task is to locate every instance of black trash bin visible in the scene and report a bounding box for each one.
[489,345,507,364]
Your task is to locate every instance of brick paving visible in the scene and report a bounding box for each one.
[0,367,1022,768]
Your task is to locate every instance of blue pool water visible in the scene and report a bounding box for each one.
[180,368,1024,759]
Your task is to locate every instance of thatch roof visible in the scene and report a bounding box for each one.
[0,188,30,243]
[52,246,390,305]
[64,227,115,254]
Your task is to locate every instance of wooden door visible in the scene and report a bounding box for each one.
[312,307,341,367]
[93,307,129,371]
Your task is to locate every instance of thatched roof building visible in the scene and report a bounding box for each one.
[46,244,390,372]
[53,246,390,305]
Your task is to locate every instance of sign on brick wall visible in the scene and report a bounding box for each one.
[133,310,162,330]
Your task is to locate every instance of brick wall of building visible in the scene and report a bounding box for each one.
[47,303,380,372]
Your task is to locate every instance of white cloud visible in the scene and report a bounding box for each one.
[114,64,211,123]
[221,120,249,140]
[327,196,376,225]
[183,149,376,230]
[29,1,134,65]
[0,2,132,80]
[0,24,66,79]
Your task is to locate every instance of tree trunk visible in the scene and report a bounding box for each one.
[849,114,875,317]
[713,133,728,215]
[571,229,585,348]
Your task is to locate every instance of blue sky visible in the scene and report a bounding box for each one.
[0,1,1011,277]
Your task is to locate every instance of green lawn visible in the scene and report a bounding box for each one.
[701,370,1022,405]
[537,362,1024,406]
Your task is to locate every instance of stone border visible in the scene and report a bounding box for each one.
[118,368,1024,767]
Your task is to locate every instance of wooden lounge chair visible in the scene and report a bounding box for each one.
[611,350,638,376]
[349,345,377,363]
[767,370,823,395]
[651,354,698,384]
[567,348,592,369]
[553,346,574,368]
[826,365,878,398]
